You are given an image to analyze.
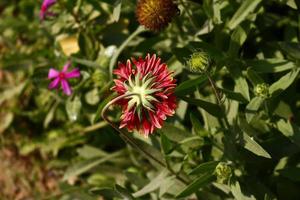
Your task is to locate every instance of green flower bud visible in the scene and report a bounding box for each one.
[215,162,232,183]
[92,69,108,88]
[187,51,209,73]
[254,83,269,98]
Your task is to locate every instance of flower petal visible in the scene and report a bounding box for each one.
[48,77,60,89]
[48,68,59,79]
[65,68,81,79]
[61,79,72,96]
[62,61,71,72]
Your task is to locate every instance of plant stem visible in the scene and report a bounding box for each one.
[109,26,146,79]
[101,93,189,185]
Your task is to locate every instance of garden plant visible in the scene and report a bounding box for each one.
[1,0,300,199]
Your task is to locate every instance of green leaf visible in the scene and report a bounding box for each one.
[77,145,108,159]
[159,123,191,143]
[63,150,124,181]
[190,113,208,137]
[245,97,264,123]
[228,66,250,101]
[269,68,300,97]
[247,68,264,86]
[112,0,122,22]
[175,76,207,96]
[133,170,169,197]
[230,180,256,200]
[278,167,300,182]
[277,119,300,148]
[220,88,248,103]
[278,42,300,60]
[115,184,135,200]
[93,93,115,123]
[247,59,295,73]
[227,0,262,30]
[242,132,271,158]
[228,25,248,57]
[160,134,173,154]
[189,161,219,175]
[176,173,215,198]
[66,96,82,122]
[0,112,13,134]
[180,96,223,118]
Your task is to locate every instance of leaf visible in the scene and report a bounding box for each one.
[93,93,115,123]
[0,112,14,134]
[245,97,264,123]
[247,59,295,73]
[63,150,123,181]
[160,134,173,154]
[133,170,169,197]
[66,96,82,122]
[277,119,300,148]
[220,88,248,103]
[190,113,208,137]
[85,88,100,105]
[159,123,191,143]
[278,167,300,182]
[176,173,215,198]
[112,0,122,22]
[269,68,300,97]
[278,42,300,60]
[77,145,108,159]
[44,102,58,128]
[172,47,192,64]
[175,75,207,96]
[230,180,256,200]
[227,0,262,30]
[189,161,219,175]
[228,66,250,101]
[228,25,248,57]
[115,184,135,200]
[242,132,271,158]
[180,96,223,118]
[247,68,264,86]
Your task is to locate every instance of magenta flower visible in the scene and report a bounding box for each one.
[48,62,81,96]
[40,0,57,20]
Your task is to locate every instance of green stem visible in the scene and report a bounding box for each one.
[109,26,146,79]
[101,93,189,185]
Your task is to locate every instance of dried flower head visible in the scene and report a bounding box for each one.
[112,54,177,137]
[136,0,179,31]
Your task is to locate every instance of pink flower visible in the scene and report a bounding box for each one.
[40,0,56,20]
[112,54,177,137]
[48,62,81,96]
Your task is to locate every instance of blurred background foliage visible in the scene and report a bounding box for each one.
[1,0,300,199]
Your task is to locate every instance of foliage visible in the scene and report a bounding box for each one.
[1,0,300,199]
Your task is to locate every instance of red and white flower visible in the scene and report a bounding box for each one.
[112,54,177,137]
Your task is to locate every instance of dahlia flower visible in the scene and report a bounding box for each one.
[40,0,56,20]
[136,0,179,31]
[48,62,80,96]
[112,54,177,137]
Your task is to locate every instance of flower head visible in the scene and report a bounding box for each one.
[254,83,269,98]
[112,54,177,137]
[136,0,179,31]
[48,62,81,96]
[40,0,57,20]
[187,51,210,73]
[215,162,232,183]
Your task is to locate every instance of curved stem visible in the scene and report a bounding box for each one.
[109,26,146,79]
[101,93,189,185]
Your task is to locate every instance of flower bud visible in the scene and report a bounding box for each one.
[187,51,210,73]
[92,69,108,88]
[215,162,232,183]
[254,83,269,98]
